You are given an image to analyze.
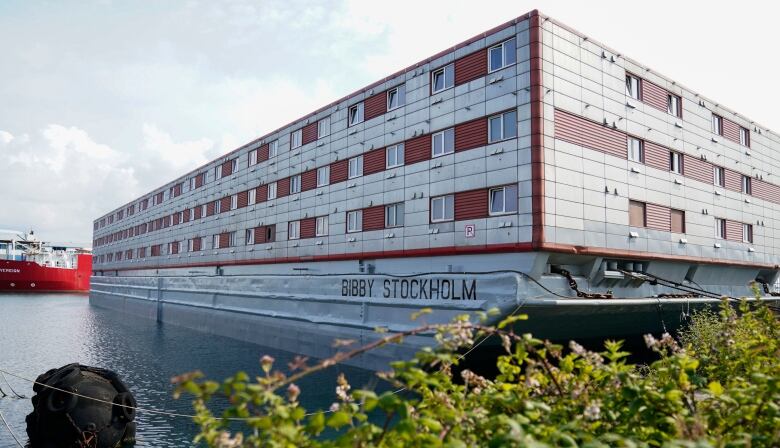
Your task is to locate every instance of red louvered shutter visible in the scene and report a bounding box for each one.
[277,177,290,198]
[722,119,741,144]
[258,144,269,162]
[330,160,349,183]
[217,232,229,248]
[554,110,626,159]
[256,184,268,202]
[683,155,713,185]
[455,118,488,151]
[645,203,671,232]
[455,189,488,220]
[301,169,317,191]
[220,196,231,213]
[405,134,431,164]
[454,49,487,86]
[644,141,668,171]
[302,122,318,145]
[237,190,249,208]
[362,205,385,231]
[641,80,668,112]
[300,217,316,239]
[364,91,387,120]
[363,147,386,175]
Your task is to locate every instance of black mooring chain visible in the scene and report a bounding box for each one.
[556,268,613,299]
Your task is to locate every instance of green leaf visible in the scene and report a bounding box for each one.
[411,308,433,321]
[305,411,325,434]
[498,314,528,329]
[327,410,351,428]
[708,381,724,396]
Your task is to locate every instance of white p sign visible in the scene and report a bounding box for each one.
[465,224,475,238]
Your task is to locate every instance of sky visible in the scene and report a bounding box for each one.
[1,0,778,246]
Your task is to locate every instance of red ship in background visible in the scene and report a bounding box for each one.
[0,230,92,292]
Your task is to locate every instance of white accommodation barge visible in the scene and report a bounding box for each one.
[90,10,780,369]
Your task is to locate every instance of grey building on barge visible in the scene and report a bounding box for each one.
[90,10,780,369]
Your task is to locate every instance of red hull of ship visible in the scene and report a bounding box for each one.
[0,254,92,292]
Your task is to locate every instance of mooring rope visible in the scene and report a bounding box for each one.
[0,408,24,448]
[0,371,25,399]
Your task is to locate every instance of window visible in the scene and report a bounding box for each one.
[201,204,207,217]
[269,140,278,158]
[317,166,329,187]
[431,63,454,93]
[214,165,222,181]
[348,156,363,179]
[347,210,362,233]
[189,177,196,191]
[290,175,301,194]
[214,199,221,214]
[248,188,256,205]
[265,226,275,242]
[627,137,644,163]
[268,182,277,200]
[385,203,404,228]
[671,209,685,233]
[431,195,454,222]
[712,114,723,135]
[318,117,330,138]
[742,175,751,195]
[245,228,255,245]
[387,85,406,110]
[488,110,518,143]
[213,234,220,249]
[288,221,300,240]
[489,185,519,215]
[667,94,682,117]
[187,239,194,252]
[316,216,328,236]
[714,167,725,187]
[386,144,404,168]
[348,102,364,126]
[629,200,646,227]
[488,37,517,72]
[669,151,683,174]
[291,129,302,149]
[626,74,641,100]
[432,128,455,157]
[743,223,753,243]
[230,194,238,210]
[715,218,726,239]
[739,127,750,147]
[249,149,258,166]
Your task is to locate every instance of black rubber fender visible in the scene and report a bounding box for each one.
[44,386,78,413]
[113,391,137,422]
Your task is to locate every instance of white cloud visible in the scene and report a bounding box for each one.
[0,130,13,144]
[141,123,213,170]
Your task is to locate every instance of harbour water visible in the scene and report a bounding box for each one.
[0,293,383,447]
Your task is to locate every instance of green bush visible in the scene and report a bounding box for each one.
[174,293,780,447]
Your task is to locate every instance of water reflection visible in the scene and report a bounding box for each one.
[0,294,385,446]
